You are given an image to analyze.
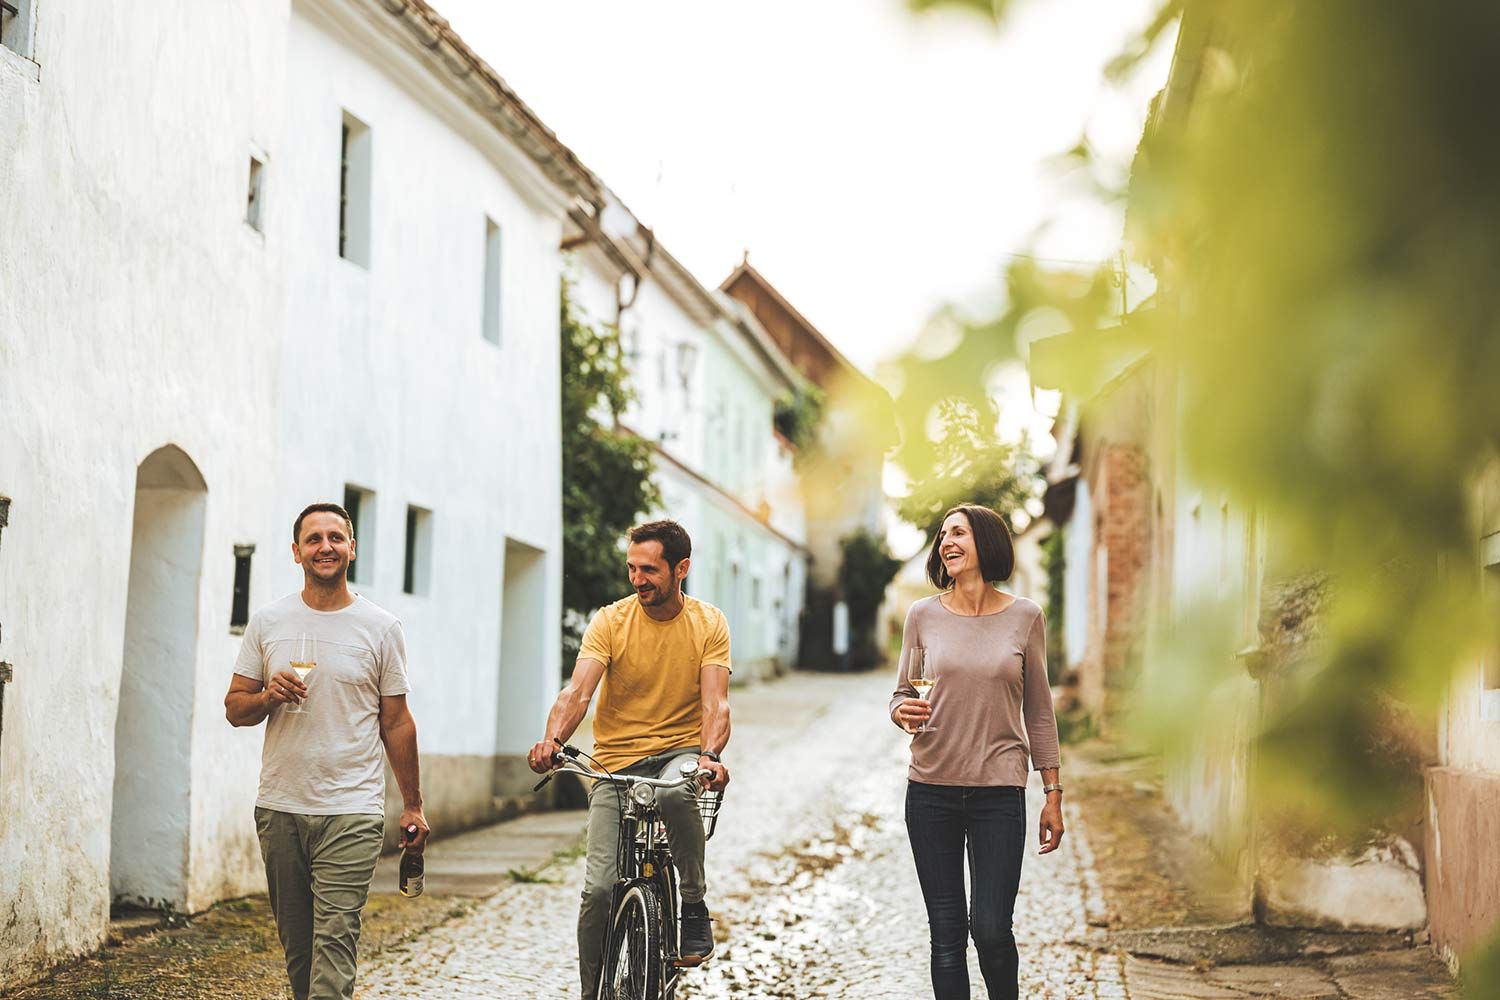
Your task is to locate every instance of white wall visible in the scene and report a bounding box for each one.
[278,2,566,767]
[0,1,287,978]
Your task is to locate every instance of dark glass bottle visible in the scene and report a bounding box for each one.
[398,826,424,898]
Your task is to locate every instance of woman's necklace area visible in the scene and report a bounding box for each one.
[944,589,1011,617]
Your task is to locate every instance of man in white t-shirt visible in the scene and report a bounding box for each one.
[225,502,429,1000]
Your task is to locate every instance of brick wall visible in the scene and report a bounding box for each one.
[1077,443,1151,727]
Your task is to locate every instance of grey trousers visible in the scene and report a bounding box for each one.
[578,748,706,1000]
[254,808,384,1000]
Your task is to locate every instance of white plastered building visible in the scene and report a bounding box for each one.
[0,0,600,982]
[567,194,810,681]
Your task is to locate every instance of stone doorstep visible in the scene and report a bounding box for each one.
[104,909,170,947]
[1123,949,1459,1000]
[1089,922,1422,966]
[1099,926,1459,1000]
[370,807,590,898]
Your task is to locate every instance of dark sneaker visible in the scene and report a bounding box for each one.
[679,900,715,964]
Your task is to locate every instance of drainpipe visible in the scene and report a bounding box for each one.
[614,228,656,326]
[0,496,11,779]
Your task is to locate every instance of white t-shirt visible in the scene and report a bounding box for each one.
[234,592,411,815]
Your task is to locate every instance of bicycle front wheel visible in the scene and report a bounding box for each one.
[598,883,663,1000]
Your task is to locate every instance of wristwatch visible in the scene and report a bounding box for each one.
[700,750,722,763]
[1042,783,1064,795]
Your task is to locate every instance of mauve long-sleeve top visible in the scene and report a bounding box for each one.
[889,594,1061,787]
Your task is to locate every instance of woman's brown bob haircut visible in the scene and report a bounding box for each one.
[925,504,1015,589]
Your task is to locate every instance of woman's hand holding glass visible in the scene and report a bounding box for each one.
[898,646,937,734]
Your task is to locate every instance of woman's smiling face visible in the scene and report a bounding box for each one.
[938,511,978,580]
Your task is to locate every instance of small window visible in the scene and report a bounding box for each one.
[751,576,762,610]
[1,0,35,59]
[339,111,372,267]
[343,484,376,585]
[230,544,255,633]
[403,505,432,596]
[246,156,266,232]
[1483,541,1500,721]
[482,217,502,345]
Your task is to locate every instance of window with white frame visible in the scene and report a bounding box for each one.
[1,0,35,59]
[338,111,371,267]
[1482,534,1500,720]
[482,216,501,345]
[403,505,433,596]
[246,155,266,232]
[343,484,376,586]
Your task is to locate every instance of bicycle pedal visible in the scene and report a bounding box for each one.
[672,955,710,969]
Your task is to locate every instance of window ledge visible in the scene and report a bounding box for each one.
[0,43,39,84]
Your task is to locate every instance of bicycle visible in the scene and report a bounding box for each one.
[535,740,724,1000]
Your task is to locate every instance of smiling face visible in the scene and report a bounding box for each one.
[293,511,355,585]
[626,539,687,608]
[937,510,980,581]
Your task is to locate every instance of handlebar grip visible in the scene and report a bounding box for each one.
[533,773,554,792]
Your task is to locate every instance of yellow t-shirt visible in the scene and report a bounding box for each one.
[580,594,732,772]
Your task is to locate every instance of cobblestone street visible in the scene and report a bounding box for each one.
[359,668,1124,999]
[3,666,1461,999]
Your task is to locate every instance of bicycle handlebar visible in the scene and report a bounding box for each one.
[532,741,712,792]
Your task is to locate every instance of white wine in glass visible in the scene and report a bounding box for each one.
[286,633,317,714]
[908,645,937,732]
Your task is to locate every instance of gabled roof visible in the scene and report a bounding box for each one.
[720,259,875,393]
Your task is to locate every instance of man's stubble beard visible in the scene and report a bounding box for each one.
[305,559,349,590]
[641,581,679,606]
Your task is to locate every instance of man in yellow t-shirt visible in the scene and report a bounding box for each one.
[527,519,731,1000]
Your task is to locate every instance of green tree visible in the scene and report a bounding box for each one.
[898,0,1500,986]
[838,528,903,668]
[894,398,1041,539]
[560,280,660,669]
[772,386,826,459]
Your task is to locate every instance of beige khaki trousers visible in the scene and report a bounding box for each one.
[254,807,384,1000]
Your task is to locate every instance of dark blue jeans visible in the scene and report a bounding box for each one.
[905,781,1026,1000]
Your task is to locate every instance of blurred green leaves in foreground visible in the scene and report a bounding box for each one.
[898,0,1500,986]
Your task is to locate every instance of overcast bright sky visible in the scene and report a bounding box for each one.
[437,0,1175,376]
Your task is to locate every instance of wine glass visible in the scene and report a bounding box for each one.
[286,633,317,714]
[908,645,937,732]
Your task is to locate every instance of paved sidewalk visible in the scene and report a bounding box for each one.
[1072,743,1459,1000]
[370,807,588,899]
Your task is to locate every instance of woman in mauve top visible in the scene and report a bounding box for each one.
[890,504,1064,1000]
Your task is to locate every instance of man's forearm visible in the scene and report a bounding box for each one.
[544,687,589,745]
[381,720,424,808]
[226,690,273,728]
[700,701,730,757]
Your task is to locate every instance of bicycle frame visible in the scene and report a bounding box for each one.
[544,746,719,1000]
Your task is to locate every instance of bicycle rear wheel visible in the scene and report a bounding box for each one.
[598,883,663,1000]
